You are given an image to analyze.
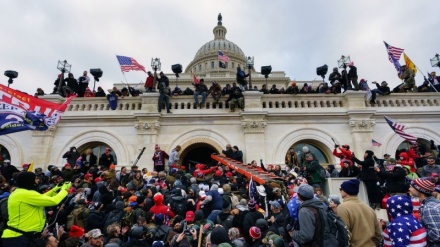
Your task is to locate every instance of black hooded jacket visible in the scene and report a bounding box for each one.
[353,150,379,181]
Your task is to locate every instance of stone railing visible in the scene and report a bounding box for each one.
[40,91,440,115]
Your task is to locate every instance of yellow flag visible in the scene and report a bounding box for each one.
[403,53,417,74]
[28,160,34,172]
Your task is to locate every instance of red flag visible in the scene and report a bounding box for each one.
[0,85,74,135]
[193,75,200,84]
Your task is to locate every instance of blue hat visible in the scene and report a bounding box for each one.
[340,179,360,195]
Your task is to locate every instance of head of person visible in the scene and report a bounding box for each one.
[269,200,281,212]
[16,171,37,190]
[305,153,314,161]
[339,179,360,199]
[364,150,374,159]
[295,184,315,202]
[272,187,282,197]
[409,178,435,199]
[427,156,436,166]
[328,195,341,209]
[302,146,309,153]
[44,235,59,247]
[87,229,104,247]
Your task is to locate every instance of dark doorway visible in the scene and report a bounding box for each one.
[181,143,218,170]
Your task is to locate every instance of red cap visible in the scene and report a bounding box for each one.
[22,164,29,168]
[226,172,233,177]
[64,163,71,168]
[84,173,93,179]
[215,170,222,177]
[185,211,195,222]
[94,177,102,183]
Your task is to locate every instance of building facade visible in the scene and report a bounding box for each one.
[1,15,440,171]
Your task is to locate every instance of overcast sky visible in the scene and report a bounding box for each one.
[1,0,439,95]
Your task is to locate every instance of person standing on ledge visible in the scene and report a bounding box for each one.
[2,171,71,246]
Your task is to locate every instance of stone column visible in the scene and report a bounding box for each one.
[133,117,161,171]
[241,116,267,164]
[30,126,58,168]
[344,91,377,155]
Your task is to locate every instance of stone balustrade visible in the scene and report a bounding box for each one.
[41,91,440,116]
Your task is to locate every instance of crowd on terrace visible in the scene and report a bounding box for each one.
[1,139,440,246]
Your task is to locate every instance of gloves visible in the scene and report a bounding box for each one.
[61,182,72,192]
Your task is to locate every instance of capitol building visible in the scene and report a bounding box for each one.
[1,15,440,171]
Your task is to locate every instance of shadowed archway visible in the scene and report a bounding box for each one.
[180,143,218,170]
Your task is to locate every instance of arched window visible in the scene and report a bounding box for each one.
[78,142,118,165]
[232,62,235,69]
[0,145,11,162]
[199,65,202,71]
[396,138,432,158]
[288,142,330,165]
[211,61,215,69]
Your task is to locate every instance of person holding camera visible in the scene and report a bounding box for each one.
[170,222,197,247]
[369,81,390,105]
[77,71,90,97]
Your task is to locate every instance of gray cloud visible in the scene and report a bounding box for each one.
[1,0,439,94]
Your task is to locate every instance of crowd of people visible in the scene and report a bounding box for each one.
[0,139,440,247]
[32,64,440,113]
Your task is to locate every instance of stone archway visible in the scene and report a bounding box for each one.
[180,142,219,170]
[0,134,23,167]
[273,128,336,165]
[54,130,128,166]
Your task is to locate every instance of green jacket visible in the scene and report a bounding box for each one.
[306,160,322,184]
[2,187,67,238]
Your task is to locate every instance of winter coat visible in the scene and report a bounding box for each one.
[337,196,382,247]
[377,165,408,193]
[242,209,264,238]
[353,152,378,181]
[292,197,325,247]
[85,209,105,232]
[206,190,223,211]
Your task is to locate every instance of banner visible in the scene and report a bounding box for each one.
[0,85,74,135]
[403,53,417,74]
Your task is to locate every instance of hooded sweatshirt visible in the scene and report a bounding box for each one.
[353,150,378,181]
[399,152,416,173]
[383,195,427,247]
[292,197,326,246]
[150,193,175,218]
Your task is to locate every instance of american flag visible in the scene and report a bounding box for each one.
[390,55,403,77]
[372,139,382,147]
[116,55,146,73]
[249,176,258,200]
[384,41,404,63]
[218,51,230,63]
[384,116,417,143]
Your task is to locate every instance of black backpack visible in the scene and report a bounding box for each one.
[183,87,194,95]
[170,199,186,218]
[150,225,170,242]
[305,205,349,247]
[0,197,9,232]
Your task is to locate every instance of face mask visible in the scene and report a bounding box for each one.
[73,149,77,152]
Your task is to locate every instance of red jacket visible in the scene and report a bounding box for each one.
[150,193,175,218]
[193,166,217,178]
[145,75,154,88]
[398,152,416,172]
[333,148,353,160]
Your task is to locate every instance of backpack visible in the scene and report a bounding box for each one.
[150,225,170,242]
[183,87,194,95]
[170,199,186,217]
[305,205,349,247]
[104,210,126,230]
[216,214,234,231]
[0,197,9,232]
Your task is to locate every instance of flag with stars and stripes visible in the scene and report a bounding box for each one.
[116,55,146,73]
[382,195,427,247]
[384,41,404,63]
[249,176,258,201]
[372,139,382,147]
[384,116,417,143]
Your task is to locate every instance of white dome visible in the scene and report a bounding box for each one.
[194,39,245,60]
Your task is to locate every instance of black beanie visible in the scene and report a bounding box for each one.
[16,172,36,190]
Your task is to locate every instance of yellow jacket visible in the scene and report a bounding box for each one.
[2,187,68,238]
